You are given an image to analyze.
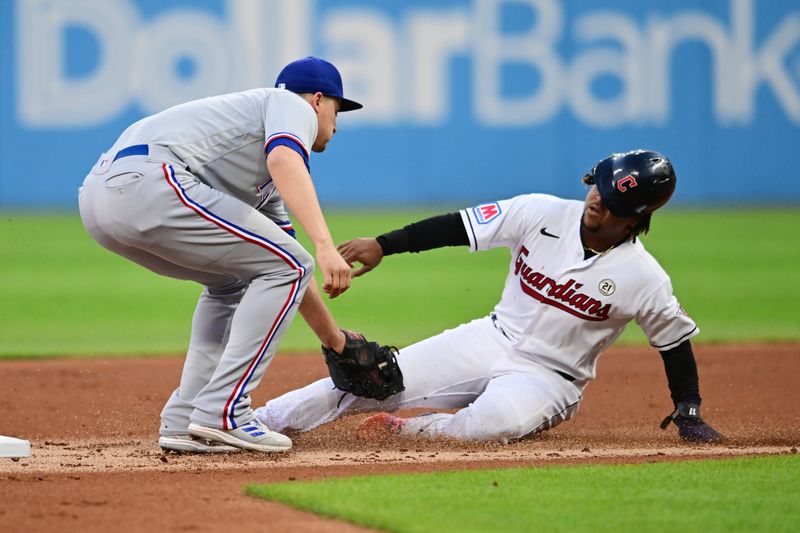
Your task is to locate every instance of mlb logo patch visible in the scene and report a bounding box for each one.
[473,202,502,224]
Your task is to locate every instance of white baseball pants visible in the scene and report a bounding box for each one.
[257,317,583,443]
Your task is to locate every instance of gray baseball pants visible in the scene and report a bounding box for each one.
[78,145,313,434]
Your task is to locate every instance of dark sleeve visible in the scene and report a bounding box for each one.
[376,212,469,256]
[659,340,702,406]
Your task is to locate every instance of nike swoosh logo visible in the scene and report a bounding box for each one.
[540,227,559,238]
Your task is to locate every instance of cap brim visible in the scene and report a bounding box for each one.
[337,97,363,112]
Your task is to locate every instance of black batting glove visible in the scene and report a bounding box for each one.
[660,402,722,443]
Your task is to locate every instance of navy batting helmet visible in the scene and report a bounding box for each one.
[583,150,676,218]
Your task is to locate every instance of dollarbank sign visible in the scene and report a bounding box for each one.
[4,0,800,206]
[16,0,800,128]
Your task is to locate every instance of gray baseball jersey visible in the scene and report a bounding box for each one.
[112,88,315,206]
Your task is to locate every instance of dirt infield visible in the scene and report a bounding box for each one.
[1,343,798,532]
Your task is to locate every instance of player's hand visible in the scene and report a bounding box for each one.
[337,238,384,277]
[316,246,351,298]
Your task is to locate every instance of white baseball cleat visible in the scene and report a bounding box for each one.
[188,420,292,452]
[158,434,240,454]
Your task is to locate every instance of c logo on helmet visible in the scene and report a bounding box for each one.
[616,175,638,192]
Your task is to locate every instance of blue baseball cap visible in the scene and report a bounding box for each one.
[275,56,363,112]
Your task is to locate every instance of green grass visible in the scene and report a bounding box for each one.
[0,208,798,356]
[247,454,800,532]
[629,209,800,344]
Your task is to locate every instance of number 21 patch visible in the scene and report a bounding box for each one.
[473,202,502,224]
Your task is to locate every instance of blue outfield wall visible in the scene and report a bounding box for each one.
[1,0,799,209]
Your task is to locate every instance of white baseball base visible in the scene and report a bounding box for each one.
[0,435,31,457]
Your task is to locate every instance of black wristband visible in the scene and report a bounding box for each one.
[376,212,469,256]
[376,230,410,256]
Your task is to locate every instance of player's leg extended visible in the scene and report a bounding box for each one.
[257,317,506,433]
[400,363,583,443]
[189,262,311,429]
[160,282,246,436]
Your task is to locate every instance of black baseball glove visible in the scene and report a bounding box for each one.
[660,402,722,443]
[323,330,405,401]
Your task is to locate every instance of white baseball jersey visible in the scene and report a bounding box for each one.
[460,193,698,383]
[109,88,316,214]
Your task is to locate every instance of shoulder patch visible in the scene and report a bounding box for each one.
[473,202,502,224]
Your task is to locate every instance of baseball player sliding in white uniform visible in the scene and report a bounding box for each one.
[256,150,721,444]
[79,57,365,453]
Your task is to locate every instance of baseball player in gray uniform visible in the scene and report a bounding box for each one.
[79,57,364,453]
[256,150,722,444]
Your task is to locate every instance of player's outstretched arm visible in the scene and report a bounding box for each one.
[268,146,351,298]
[298,278,345,352]
[339,212,470,277]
